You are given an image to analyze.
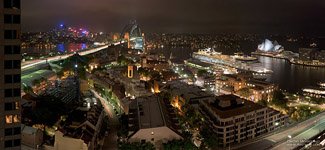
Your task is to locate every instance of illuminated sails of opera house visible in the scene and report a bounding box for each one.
[257,39,284,52]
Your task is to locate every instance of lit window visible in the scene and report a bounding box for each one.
[6,115,13,124]
[13,115,19,123]
[15,102,19,110]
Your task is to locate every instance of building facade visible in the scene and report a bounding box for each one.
[315,50,325,62]
[199,95,288,147]
[216,74,276,102]
[21,124,43,149]
[299,48,317,61]
[0,0,22,149]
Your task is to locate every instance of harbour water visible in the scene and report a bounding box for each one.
[23,43,89,55]
[153,48,325,93]
[258,56,325,92]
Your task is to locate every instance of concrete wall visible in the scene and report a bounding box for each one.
[22,128,43,148]
[54,131,88,150]
[129,126,182,145]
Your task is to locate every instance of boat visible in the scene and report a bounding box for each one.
[191,48,273,80]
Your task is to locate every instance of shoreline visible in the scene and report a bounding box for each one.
[251,52,325,67]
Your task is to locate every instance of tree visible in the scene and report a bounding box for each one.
[32,79,41,86]
[271,90,288,109]
[117,55,132,66]
[310,97,325,105]
[61,53,89,79]
[149,71,162,81]
[200,127,219,148]
[163,139,197,150]
[23,85,34,94]
[158,91,172,102]
[119,142,155,150]
[257,99,268,106]
[197,69,207,77]
[24,95,69,126]
[56,70,64,78]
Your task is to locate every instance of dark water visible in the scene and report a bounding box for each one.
[258,56,325,92]
[24,43,89,55]
[56,43,88,53]
[151,48,325,92]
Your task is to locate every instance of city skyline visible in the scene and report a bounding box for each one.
[23,0,325,34]
[1,0,325,149]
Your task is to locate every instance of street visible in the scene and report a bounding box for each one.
[21,45,109,69]
[234,111,325,150]
[91,89,120,150]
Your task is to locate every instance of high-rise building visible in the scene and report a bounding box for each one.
[0,0,22,149]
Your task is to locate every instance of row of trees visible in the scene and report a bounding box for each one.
[163,138,197,150]
[138,67,162,81]
[118,142,155,150]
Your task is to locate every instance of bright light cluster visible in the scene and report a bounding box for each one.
[258,39,283,52]
[303,88,325,95]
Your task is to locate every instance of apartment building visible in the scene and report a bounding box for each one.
[0,0,22,149]
[199,94,288,147]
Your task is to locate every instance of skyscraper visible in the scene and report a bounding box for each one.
[0,0,21,149]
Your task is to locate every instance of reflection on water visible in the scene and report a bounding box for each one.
[56,43,88,53]
[24,43,89,55]
[152,48,325,92]
[258,56,325,92]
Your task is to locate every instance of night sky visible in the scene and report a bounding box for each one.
[23,0,325,34]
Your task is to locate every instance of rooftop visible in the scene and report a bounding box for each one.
[204,95,266,119]
[130,95,165,129]
[166,81,214,100]
[21,124,38,135]
[128,95,181,137]
[247,79,274,87]
[22,69,56,87]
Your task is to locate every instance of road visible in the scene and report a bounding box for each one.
[91,89,116,120]
[21,38,131,74]
[22,45,109,70]
[21,40,128,70]
[304,130,325,150]
[91,89,119,150]
[102,125,119,150]
[272,119,325,150]
[235,111,325,150]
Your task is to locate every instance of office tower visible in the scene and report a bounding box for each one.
[0,0,21,149]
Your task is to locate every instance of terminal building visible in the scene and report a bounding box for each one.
[302,86,325,98]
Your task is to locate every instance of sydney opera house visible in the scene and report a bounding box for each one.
[257,39,284,52]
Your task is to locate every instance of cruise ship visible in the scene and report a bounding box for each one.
[192,48,273,80]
